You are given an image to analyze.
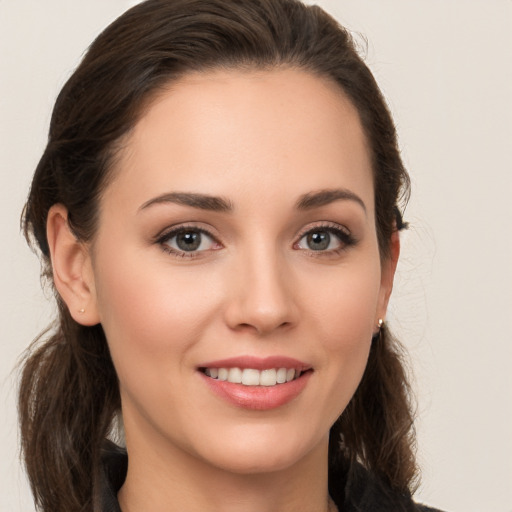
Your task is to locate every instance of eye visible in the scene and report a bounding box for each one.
[295,224,356,253]
[297,230,340,251]
[159,227,220,256]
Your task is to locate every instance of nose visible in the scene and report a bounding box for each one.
[223,249,299,336]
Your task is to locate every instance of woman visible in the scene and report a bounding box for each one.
[19,0,443,511]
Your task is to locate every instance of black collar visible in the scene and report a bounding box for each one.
[100,441,442,512]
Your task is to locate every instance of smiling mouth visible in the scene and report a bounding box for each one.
[200,367,305,387]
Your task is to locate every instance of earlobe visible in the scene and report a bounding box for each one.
[46,204,100,326]
[376,229,401,322]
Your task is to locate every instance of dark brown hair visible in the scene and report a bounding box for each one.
[20,1,414,511]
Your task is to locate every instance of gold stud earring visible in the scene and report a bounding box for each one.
[372,319,384,341]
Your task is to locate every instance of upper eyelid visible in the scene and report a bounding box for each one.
[295,221,351,238]
[294,222,357,252]
[156,225,221,258]
[153,220,353,247]
[155,223,219,242]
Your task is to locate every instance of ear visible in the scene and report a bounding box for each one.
[46,204,100,326]
[376,229,400,324]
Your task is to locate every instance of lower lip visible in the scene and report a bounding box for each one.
[199,371,312,410]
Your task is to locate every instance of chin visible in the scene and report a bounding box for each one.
[195,427,326,476]
[208,450,301,475]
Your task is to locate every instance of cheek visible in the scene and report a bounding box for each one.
[91,248,222,374]
[307,259,381,348]
[304,256,381,409]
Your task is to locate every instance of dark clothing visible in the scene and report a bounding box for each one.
[100,442,443,512]
[100,443,128,512]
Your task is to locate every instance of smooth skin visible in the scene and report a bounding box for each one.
[47,68,399,512]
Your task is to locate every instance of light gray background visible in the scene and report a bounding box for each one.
[1,1,511,511]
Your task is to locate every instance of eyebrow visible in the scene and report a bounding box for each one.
[139,192,233,212]
[139,188,366,214]
[295,188,367,213]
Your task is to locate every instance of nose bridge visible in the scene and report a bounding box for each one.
[225,238,297,334]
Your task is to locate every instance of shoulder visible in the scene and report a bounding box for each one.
[329,460,446,512]
[99,441,127,512]
[100,443,446,512]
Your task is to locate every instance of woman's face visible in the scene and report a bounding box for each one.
[87,69,396,474]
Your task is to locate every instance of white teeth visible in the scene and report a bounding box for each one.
[260,369,277,386]
[227,367,243,384]
[204,367,303,386]
[276,367,287,384]
[241,368,260,386]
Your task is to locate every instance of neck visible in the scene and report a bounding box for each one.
[118,428,332,512]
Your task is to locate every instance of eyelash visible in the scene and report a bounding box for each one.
[155,224,220,258]
[294,222,357,257]
[155,222,357,259]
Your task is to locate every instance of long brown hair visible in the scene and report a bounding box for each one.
[20,1,414,510]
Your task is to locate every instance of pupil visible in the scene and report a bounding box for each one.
[177,231,201,251]
[307,231,330,251]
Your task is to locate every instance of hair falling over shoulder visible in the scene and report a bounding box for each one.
[329,326,418,492]
[19,316,120,511]
[19,1,415,510]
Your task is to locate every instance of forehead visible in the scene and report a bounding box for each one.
[106,68,374,213]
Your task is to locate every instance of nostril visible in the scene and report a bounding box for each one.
[223,275,299,334]
[232,319,293,336]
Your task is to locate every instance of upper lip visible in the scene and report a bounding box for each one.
[197,355,312,372]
